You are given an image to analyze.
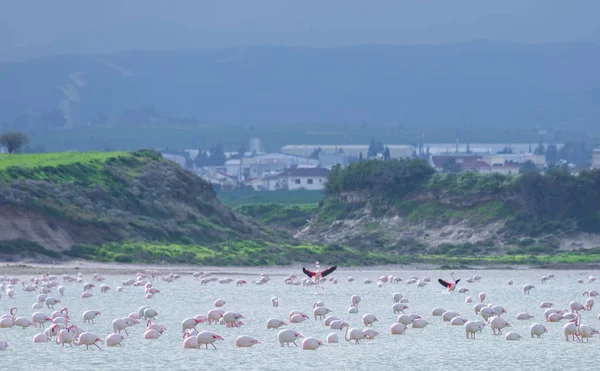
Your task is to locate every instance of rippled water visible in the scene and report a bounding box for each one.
[1,268,599,371]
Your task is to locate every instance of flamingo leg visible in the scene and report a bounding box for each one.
[94,343,103,350]
[124,328,129,336]
[211,343,217,350]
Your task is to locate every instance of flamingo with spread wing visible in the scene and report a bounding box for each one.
[302,262,337,292]
[438,273,460,292]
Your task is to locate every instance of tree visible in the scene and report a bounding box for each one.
[367,139,385,158]
[497,145,513,154]
[519,160,537,174]
[209,142,227,166]
[442,158,461,173]
[367,139,377,158]
[545,143,559,165]
[195,147,209,167]
[309,147,322,159]
[534,140,545,155]
[358,152,363,161]
[237,142,248,158]
[0,132,28,153]
[383,146,391,160]
[559,142,591,167]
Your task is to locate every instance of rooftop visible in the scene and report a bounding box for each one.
[281,167,330,177]
[431,155,491,170]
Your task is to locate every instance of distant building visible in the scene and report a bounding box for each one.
[431,155,484,173]
[318,151,348,169]
[482,153,546,168]
[281,144,413,159]
[161,153,187,167]
[244,167,329,191]
[431,155,523,175]
[224,153,318,180]
[425,143,563,156]
[280,168,330,191]
[195,167,237,190]
[593,148,600,169]
[249,138,262,153]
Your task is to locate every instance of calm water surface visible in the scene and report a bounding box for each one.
[1,268,599,371]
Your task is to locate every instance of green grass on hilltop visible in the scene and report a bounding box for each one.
[0,151,154,184]
[0,151,129,170]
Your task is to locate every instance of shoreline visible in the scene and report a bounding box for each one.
[2,259,599,276]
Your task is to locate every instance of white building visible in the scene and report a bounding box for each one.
[195,167,237,190]
[482,153,546,167]
[249,138,262,153]
[593,148,600,169]
[161,153,187,167]
[224,153,318,179]
[248,173,281,191]
[280,168,330,191]
[424,143,563,155]
[281,144,413,159]
[318,151,348,169]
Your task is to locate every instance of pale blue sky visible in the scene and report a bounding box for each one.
[1,0,599,60]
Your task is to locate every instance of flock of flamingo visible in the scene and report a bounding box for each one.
[1,268,600,353]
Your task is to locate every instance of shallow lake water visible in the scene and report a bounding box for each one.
[1,267,599,371]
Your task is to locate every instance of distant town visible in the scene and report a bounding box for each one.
[159,138,600,191]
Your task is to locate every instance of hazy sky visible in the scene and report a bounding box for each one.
[1,0,599,61]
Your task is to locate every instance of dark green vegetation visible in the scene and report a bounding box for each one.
[325,159,600,234]
[64,241,395,266]
[236,204,318,231]
[3,43,600,153]
[217,190,323,208]
[306,158,600,260]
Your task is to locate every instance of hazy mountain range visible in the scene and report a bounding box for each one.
[1,42,600,139]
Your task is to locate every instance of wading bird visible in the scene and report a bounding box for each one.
[302,262,337,293]
[438,273,461,292]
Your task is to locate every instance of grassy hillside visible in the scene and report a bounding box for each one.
[0,150,267,259]
[0,152,128,170]
[217,190,323,208]
[0,151,130,183]
[298,158,600,256]
[2,151,599,266]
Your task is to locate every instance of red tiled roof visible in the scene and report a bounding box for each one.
[431,155,475,168]
[431,156,490,170]
[459,158,491,169]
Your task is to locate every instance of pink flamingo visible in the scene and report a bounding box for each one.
[57,325,79,347]
[74,332,103,350]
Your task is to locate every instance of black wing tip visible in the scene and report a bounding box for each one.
[302,267,313,278]
[438,278,449,288]
[321,265,338,278]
